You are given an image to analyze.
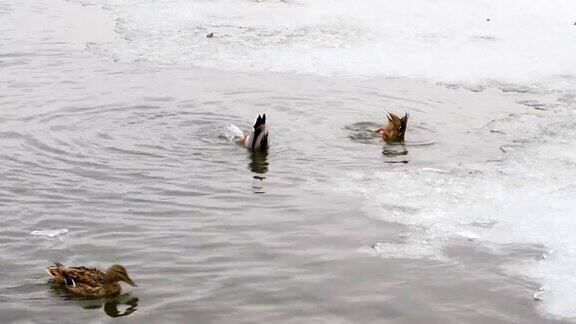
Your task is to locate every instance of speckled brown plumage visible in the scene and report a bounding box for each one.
[45,263,137,298]
[376,112,409,142]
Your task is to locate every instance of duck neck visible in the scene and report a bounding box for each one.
[103,273,117,285]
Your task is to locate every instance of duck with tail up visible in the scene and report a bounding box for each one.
[45,263,137,298]
[241,114,269,150]
[376,112,408,142]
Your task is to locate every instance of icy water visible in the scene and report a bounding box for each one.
[1,0,576,323]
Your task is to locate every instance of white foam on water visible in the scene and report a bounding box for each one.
[102,0,576,87]
[225,124,245,143]
[336,114,576,320]
[456,231,481,240]
[30,229,69,238]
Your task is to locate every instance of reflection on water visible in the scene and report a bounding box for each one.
[49,285,139,318]
[382,144,408,157]
[249,150,269,176]
[249,150,268,194]
[103,294,139,318]
[382,143,409,163]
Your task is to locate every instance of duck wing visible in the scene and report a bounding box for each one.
[45,264,105,287]
[66,281,116,297]
[65,266,106,286]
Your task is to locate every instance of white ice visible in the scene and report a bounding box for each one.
[103,0,576,88]
[30,229,69,238]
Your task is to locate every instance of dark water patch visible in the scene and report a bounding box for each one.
[248,150,269,175]
[382,146,408,157]
[344,122,382,144]
[0,52,39,58]
[516,100,561,111]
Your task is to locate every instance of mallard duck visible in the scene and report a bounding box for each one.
[240,114,269,150]
[45,263,137,297]
[376,112,408,142]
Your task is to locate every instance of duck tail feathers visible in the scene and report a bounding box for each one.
[44,267,56,279]
[253,114,266,130]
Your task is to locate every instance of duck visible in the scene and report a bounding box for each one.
[376,112,408,142]
[239,114,269,151]
[45,263,137,298]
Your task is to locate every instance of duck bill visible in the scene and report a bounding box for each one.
[124,277,138,287]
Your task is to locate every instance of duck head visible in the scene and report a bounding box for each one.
[105,265,137,287]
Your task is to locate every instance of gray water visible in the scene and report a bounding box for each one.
[0,0,574,323]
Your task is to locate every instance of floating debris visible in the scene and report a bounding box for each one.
[30,229,68,237]
[533,287,545,301]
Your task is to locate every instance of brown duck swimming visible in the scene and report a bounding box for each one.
[45,263,137,298]
[376,112,408,142]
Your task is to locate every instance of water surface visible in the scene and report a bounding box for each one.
[0,0,575,323]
